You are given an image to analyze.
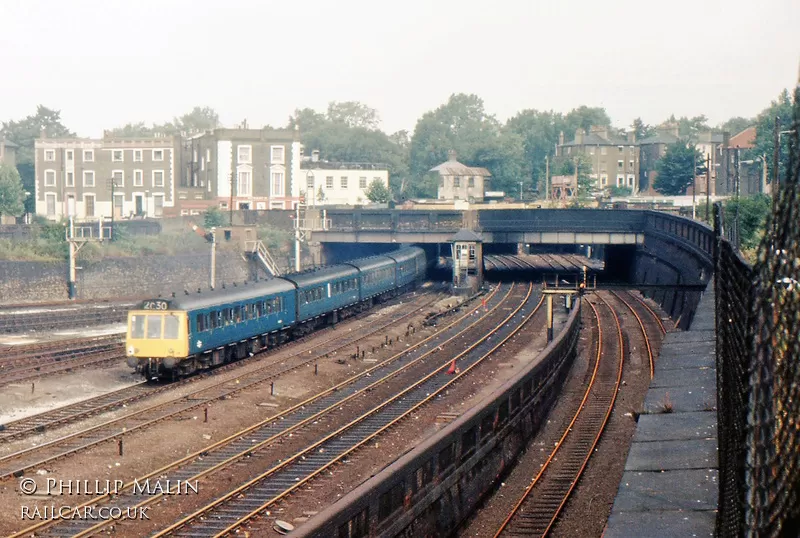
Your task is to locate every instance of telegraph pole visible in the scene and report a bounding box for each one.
[209,227,217,289]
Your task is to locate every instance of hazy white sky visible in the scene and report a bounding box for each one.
[1,0,798,137]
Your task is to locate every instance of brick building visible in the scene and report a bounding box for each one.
[556,126,638,193]
[34,133,178,220]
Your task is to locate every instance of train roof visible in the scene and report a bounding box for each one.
[281,264,359,288]
[343,255,395,272]
[386,246,425,263]
[148,278,296,311]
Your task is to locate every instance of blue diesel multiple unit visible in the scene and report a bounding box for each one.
[126,247,427,380]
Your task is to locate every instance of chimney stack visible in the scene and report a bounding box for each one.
[447,149,457,161]
[574,129,585,145]
[558,131,565,146]
[40,128,47,139]
[311,149,320,163]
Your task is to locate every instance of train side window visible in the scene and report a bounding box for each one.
[164,315,180,339]
[460,426,477,464]
[233,306,242,323]
[498,398,509,427]
[438,443,455,474]
[131,315,146,339]
[337,507,369,538]
[480,412,494,441]
[215,311,222,328]
[256,302,265,317]
[146,315,163,339]
[378,480,405,522]
[510,389,521,415]
[196,314,205,332]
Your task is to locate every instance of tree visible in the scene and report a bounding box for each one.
[2,105,75,214]
[718,116,754,136]
[365,179,391,203]
[0,163,26,219]
[653,140,706,195]
[167,106,220,136]
[409,93,526,197]
[555,153,595,199]
[632,118,655,141]
[563,106,612,136]
[326,101,381,130]
[749,88,796,184]
[107,122,155,137]
[288,108,327,132]
[663,114,710,140]
[203,207,226,228]
[724,194,771,249]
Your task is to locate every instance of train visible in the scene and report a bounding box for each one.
[125,247,427,380]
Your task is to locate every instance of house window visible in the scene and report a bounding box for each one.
[44,149,55,161]
[237,145,252,164]
[153,170,165,187]
[133,170,143,187]
[237,170,252,197]
[153,194,164,217]
[65,150,73,161]
[326,176,334,189]
[270,200,284,209]
[629,160,634,169]
[616,174,625,187]
[206,149,211,162]
[589,147,595,155]
[601,147,607,155]
[271,172,284,196]
[271,146,285,163]
[628,175,635,187]
[152,149,164,161]
[66,171,74,187]
[112,150,124,162]
[46,193,56,216]
[454,177,461,188]
[44,170,56,187]
[601,175,608,186]
[83,149,94,162]
[84,194,96,217]
[133,150,142,162]
[359,177,367,189]
[83,170,95,187]
[468,177,475,188]
[340,177,348,189]
[617,160,624,169]
[112,170,124,187]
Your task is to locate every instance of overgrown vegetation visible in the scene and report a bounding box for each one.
[0,221,208,262]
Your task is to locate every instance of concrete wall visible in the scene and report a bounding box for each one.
[0,251,249,304]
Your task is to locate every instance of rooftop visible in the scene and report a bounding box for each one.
[430,150,491,176]
[301,161,390,171]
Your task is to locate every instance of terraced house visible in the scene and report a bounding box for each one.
[177,127,301,215]
[556,126,639,193]
[34,133,178,220]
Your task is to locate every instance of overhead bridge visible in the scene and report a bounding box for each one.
[307,208,644,246]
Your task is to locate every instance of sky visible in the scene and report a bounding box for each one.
[1,0,798,137]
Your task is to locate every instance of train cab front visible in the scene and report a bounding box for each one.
[126,299,189,381]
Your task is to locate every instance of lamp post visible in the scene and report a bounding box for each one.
[519,181,523,202]
[108,178,119,241]
[692,151,697,220]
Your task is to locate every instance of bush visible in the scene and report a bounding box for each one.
[204,207,226,228]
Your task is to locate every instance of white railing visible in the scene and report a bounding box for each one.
[246,240,281,277]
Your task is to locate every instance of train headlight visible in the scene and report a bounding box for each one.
[127,346,135,356]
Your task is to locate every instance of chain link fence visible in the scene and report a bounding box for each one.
[715,86,800,537]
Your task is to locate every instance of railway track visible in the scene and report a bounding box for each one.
[609,290,666,379]
[0,335,124,386]
[11,283,532,537]
[0,289,456,479]
[0,303,131,334]
[146,284,542,538]
[493,291,627,537]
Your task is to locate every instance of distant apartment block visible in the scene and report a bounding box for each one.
[176,128,301,215]
[431,150,491,202]
[556,126,638,193]
[0,137,18,168]
[34,133,177,221]
[301,151,389,206]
